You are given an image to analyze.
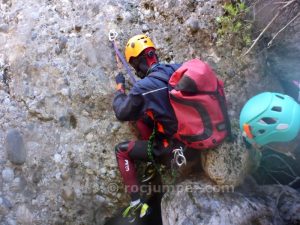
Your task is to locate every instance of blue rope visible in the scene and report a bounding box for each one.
[112,41,136,84]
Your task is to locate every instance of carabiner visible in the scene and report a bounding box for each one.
[176,154,186,167]
[109,30,118,42]
[172,147,187,167]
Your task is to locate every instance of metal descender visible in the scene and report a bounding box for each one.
[172,146,187,167]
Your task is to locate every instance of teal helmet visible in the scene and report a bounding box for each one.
[239,92,300,146]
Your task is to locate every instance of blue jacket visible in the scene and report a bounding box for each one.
[113,63,181,137]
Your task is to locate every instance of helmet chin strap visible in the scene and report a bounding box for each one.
[137,70,146,79]
[136,58,149,78]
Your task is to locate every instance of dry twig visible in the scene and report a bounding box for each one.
[260,153,300,186]
[261,166,282,184]
[289,177,300,186]
[267,12,300,47]
[262,154,297,177]
[242,0,298,56]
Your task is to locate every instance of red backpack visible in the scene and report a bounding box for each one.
[152,59,231,150]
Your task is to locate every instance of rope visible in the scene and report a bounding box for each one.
[146,127,183,185]
[147,128,161,175]
[109,30,136,84]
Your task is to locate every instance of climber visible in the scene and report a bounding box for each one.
[239,92,300,156]
[112,34,182,222]
[112,33,233,222]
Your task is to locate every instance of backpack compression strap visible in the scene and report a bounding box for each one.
[215,81,233,142]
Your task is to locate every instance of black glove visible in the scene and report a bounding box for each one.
[115,73,125,85]
[115,73,125,91]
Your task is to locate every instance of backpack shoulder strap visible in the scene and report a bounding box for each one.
[149,71,170,84]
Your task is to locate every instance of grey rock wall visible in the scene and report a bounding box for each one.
[0,0,137,224]
[161,177,300,225]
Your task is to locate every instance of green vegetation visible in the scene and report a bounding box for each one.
[216,1,252,47]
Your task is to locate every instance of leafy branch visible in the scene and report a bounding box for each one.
[259,153,300,187]
[216,1,252,47]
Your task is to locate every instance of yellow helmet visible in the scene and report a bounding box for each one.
[125,34,155,63]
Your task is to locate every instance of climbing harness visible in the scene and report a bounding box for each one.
[146,126,186,185]
[109,30,136,84]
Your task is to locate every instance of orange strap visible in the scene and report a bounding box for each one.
[243,123,253,139]
[145,112,169,147]
[146,111,165,134]
[146,111,154,120]
[157,122,165,134]
[162,139,169,148]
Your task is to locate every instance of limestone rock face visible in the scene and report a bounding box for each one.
[201,135,258,186]
[161,178,300,225]
[0,0,138,224]
[5,129,27,165]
